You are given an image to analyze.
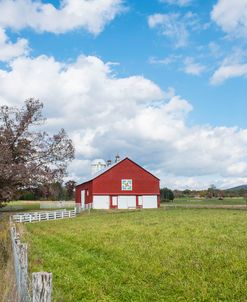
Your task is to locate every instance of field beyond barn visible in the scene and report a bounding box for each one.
[23,209,247,302]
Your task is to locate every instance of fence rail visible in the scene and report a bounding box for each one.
[10,224,52,302]
[11,208,76,223]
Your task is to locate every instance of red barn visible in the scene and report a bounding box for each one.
[75,157,160,209]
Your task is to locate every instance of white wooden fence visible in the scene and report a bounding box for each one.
[10,224,52,302]
[11,208,76,223]
[76,203,92,214]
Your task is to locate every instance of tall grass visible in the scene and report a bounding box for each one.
[0,215,17,301]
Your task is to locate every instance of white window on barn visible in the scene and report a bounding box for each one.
[112,196,118,206]
[138,196,143,206]
[121,179,132,191]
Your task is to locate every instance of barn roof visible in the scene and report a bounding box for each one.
[76,157,159,186]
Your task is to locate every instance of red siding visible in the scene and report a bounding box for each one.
[109,196,118,209]
[75,181,93,204]
[93,159,159,195]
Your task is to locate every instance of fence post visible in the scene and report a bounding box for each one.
[19,243,28,301]
[32,272,52,302]
[15,234,22,298]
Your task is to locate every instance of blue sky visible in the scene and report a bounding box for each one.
[0,0,247,189]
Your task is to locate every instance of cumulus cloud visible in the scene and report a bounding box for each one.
[210,49,247,85]
[183,57,206,75]
[160,0,192,6]
[0,27,29,61]
[1,55,247,189]
[0,0,125,34]
[211,0,247,38]
[148,12,199,48]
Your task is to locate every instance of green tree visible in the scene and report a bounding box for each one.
[65,180,76,200]
[160,187,174,202]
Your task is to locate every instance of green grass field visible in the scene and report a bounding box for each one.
[23,209,247,302]
[172,197,246,205]
[0,200,75,212]
[0,201,41,212]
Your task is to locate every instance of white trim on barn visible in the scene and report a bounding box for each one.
[91,195,158,209]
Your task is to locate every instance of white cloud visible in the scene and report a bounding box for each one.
[160,175,247,190]
[149,55,206,76]
[0,27,29,61]
[183,57,206,75]
[210,49,247,85]
[211,0,247,38]
[160,0,192,6]
[211,64,247,85]
[148,12,199,48]
[149,55,181,65]
[1,55,247,189]
[0,0,125,34]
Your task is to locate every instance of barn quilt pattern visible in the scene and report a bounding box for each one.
[121,179,132,191]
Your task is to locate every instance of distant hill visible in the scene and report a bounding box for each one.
[226,185,247,191]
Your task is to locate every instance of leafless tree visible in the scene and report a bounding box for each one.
[0,99,74,205]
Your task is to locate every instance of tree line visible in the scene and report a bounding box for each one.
[160,185,247,202]
[18,180,76,201]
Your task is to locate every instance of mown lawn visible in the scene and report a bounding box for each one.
[23,209,247,302]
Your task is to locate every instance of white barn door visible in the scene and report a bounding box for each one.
[118,196,136,209]
[142,195,157,208]
[93,196,110,209]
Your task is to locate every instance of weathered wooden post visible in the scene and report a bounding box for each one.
[19,243,28,301]
[15,232,22,296]
[32,272,52,302]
